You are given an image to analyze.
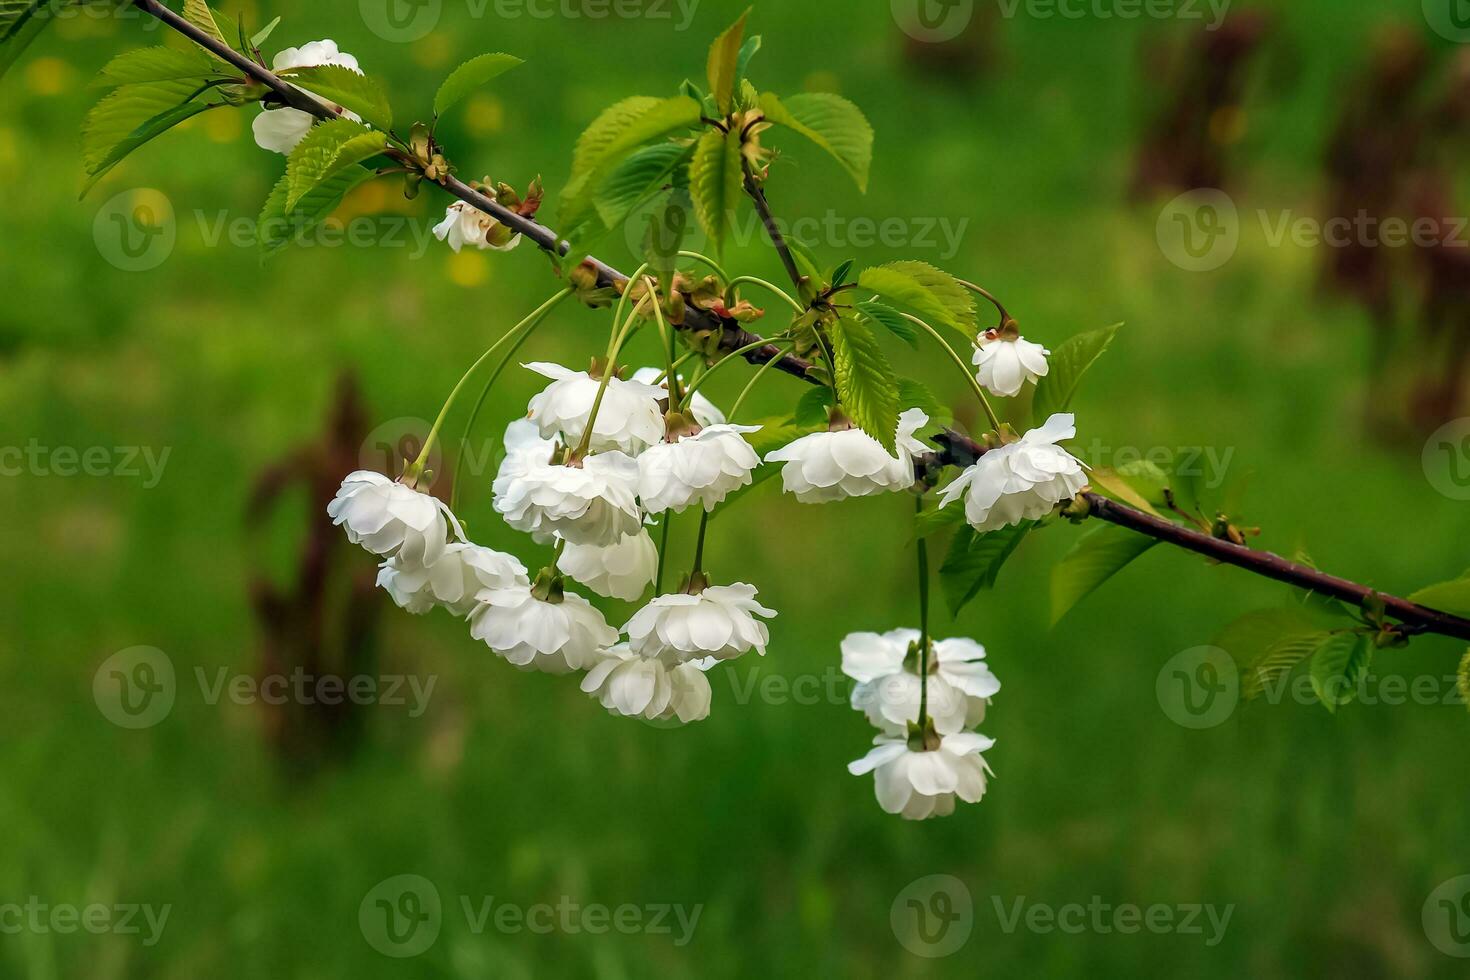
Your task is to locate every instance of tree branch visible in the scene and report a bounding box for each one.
[128,0,1470,643]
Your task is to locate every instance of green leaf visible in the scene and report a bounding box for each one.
[857,300,919,349]
[688,126,743,258]
[1032,322,1122,424]
[857,260,976,334]
[794,386,835,428]
[1240,629,1332,701]
[1051,523,1158,625]
[706,9,749,114]
[1087,467,1164,519]
[96,46,220,87]
[250,16,282,48]
[81,97,217,196]
[643,188,692,294]
[284,118,388,210]
[594,142,693,229]
[278,64,393,131]
[830,314,901,453]
[81,78,213,179]
[736,34,762,88]
[915,500,966,539]
[183,0,234,49]
[897,378,951,428]
[759,91,874,192]
[559,95,701,229]
[1309,633,1372,712]
[258,164,376,257]
[434,53,523,118]
[1408,573,1470,617]
[942,522,1035,615]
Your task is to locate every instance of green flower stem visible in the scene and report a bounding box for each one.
[411,288,574,484]
[729,343,796,422]
[677,250,730,284]
[609,261,654,361]
[898,312,1003,434]
[727,275,804,314]
[572,306,643,460]
[691,510,710,576]
[450,290,573,511]
[655,515,673,595]
[678,336,792,412]
[915,494,932,733]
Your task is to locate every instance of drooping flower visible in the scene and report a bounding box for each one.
[842,629,1001,734]
[377,542,528,617]
[492,449,642,547]
[524,362,664,454]
[580,644,713,724]
[973,334,1050,398]
[432,200,522,253]
[625,584,776,665]
[468,583,617,674]
[847,732,996,820]
[637,424,762,514]
[327,470,455,565]
[630,368,726,426]
[251,40,363,155]
[765,408,929,503]
[557,528,659,602]
[937,413,1089,533]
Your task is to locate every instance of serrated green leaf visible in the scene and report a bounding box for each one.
[942,522,1035,615]
[759,91,874,192]
[1051,523,1158,625]
[81,97,217,196]
[1032,322,1122,424]
[278,64,393,131]
[643,188,692,294]
[1408,574,1470,617]
[857,261,975,334]
[830,315,900,453]
[258,164,375,257]
[96,46,219,87]
[559,95,701,229]
[1087,467,1164,519]
[689,126,742,258]
[284,118,388,210]
[794,386,835,428]
[81,78,213,177]
[857,300,919,349]
[1240,629,1332,701]
[1309,633,1372,712]
[706,9,748,114]
[434,52,522,118]
[183,0,233,49]
[595,142,693,229]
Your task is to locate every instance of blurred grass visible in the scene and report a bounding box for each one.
[2,0,1470,977]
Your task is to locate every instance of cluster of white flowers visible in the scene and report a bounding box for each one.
[842,628,1000,820]
[329,360,775,726]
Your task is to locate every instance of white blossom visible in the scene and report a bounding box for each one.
[524,362,665,454]
[765,408,929,503]
[492,449,642,547]
[630,367,726,426]
[847,732,995,820]
[327,470,455,565]
[377,542,527,617]
[468,584,617,674]
[842,629,1001,734]
[625,584,776,665]
[580,644,713,724]
[557,529,658,602]
[938,413,1089,533]
[973,334,1050,398]
[637,424,762,514]
[432,200,522,253]
[251,40,362,155]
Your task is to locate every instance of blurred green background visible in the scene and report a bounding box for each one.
[4,0,1470,976]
